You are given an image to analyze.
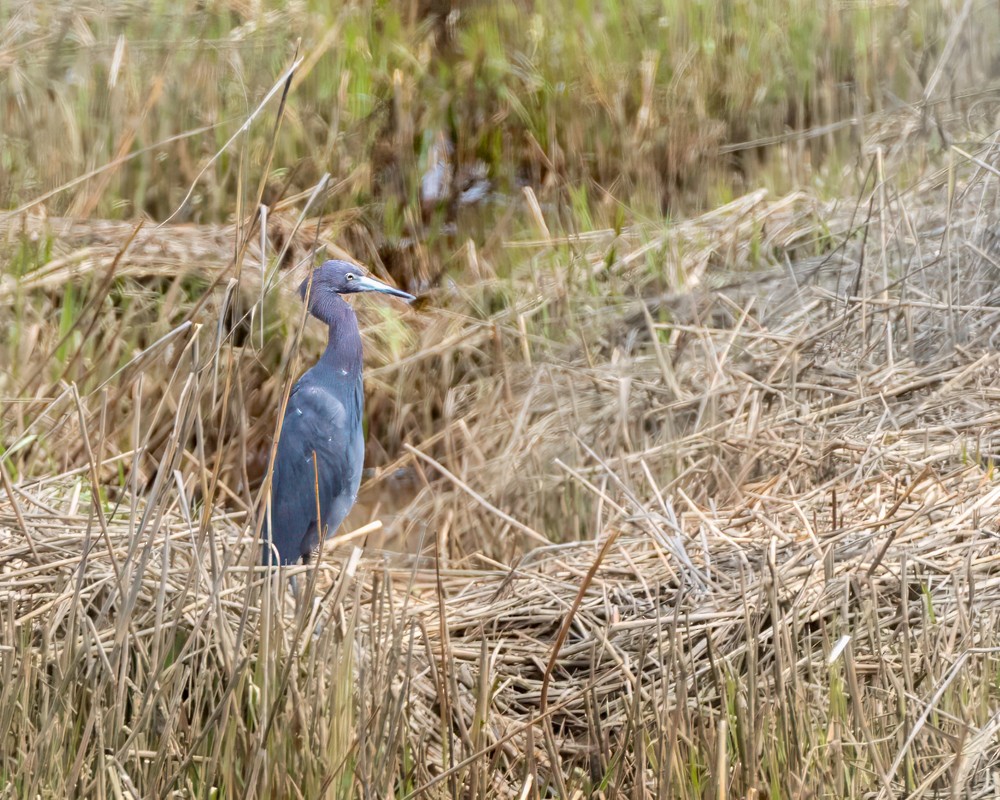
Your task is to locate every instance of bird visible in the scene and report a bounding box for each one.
[261,259,415,566]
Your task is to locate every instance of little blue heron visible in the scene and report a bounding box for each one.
[261,259,414,566]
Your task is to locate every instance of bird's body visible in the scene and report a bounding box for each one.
[261,260,414,566]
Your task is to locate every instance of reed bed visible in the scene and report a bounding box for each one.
[6,1,1000,796]
[6,139,1000,796]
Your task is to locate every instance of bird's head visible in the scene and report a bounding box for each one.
[299,260,415,305]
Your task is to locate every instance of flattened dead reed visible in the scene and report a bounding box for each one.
[7,151,1000,796]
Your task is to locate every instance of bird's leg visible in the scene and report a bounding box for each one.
[289,550,317,614]
[297,551,311,602]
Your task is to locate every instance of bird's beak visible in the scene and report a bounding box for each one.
[353,274,416,302]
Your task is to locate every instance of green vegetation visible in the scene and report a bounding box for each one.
[2,1,988,224]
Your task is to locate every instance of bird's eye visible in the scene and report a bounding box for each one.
[345,273,355,281]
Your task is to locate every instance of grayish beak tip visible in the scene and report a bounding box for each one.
[355,274,416,302]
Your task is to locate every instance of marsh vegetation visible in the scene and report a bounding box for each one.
[3,1,1000,797]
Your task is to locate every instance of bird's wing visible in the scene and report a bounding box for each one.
[263,380,360,564]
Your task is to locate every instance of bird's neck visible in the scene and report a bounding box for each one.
[316,295,363,376]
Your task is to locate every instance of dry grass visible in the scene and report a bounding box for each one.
[7,142,1000,795]
[6,1,1000,797]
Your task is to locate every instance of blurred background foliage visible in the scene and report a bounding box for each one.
[3,0,993,229]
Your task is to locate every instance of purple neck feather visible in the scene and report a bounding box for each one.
[312,293,363,375]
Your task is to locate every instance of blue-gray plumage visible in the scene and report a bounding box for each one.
[261,259,415,566]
